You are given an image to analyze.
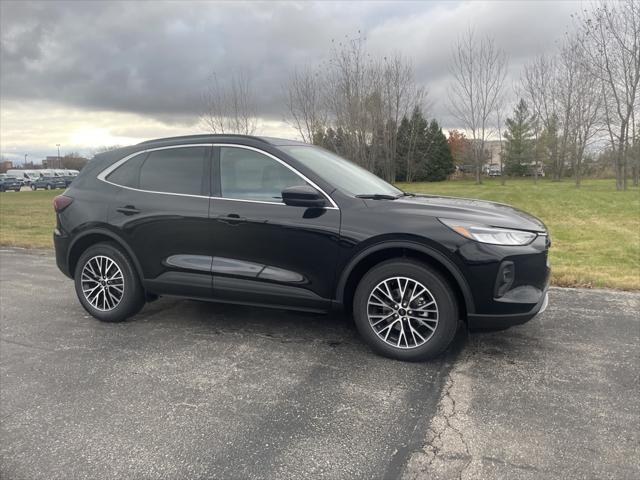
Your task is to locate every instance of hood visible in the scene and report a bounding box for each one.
[394,194,547,233]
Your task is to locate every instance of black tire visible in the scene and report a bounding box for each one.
[353,259,459,361]
[74,242,145,322]
[46,184,52,190]
[31,185,37,191]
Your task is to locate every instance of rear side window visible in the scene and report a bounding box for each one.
[139,147,207,195]
[106,152,147,188]
[107,147,208,195]
[219,147,306,202]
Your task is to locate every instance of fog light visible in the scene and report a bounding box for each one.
[495,261,514,297]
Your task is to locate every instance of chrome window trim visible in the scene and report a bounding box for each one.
[97,144,212,199]
[96,143,339,210]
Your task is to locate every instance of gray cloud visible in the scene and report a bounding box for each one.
[1,0,581,131]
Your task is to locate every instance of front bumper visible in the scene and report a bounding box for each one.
[467,286,549,330]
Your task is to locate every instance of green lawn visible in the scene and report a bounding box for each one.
[1,179,638,290]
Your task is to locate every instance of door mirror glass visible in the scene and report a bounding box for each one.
[282,185,326,208]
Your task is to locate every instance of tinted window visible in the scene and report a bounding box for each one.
[140,147,207,195]
[106,152,147,188]
[219,147,306,202]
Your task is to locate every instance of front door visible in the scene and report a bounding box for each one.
[208,145,341,311]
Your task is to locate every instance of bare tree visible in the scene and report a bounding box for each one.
[496,106,507,185]
[448,28,508,184]
[286,66,326,143]
[286,35,425,182]
[201,70,258,135]
[578,0,640,190]
[521,54,561,179]
[571,43,603,187]
[555,37,581,180]
[378,54,426,181]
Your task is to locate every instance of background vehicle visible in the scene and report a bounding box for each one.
[31,176,66,190]
[0,174,22,192]
[488,165,502,176]
[53,135,550,361]
[61,175,76,187]
[6,169,34,186]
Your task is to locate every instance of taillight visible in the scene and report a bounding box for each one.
[53,195,73,213]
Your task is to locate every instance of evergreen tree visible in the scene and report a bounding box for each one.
[417,120,455,181]
[503,99,535,176]
[396,107,429,182]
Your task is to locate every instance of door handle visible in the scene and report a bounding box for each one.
[116,205,140,216]
[218,213,247,225]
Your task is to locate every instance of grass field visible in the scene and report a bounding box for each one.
[1,179,638,289]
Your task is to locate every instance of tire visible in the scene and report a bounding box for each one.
[46,184,52,190]
[74,242,145,322]
[353,259,459,361]
[31,185,37,191]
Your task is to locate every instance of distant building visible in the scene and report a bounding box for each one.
[0,160,13,173]
[483,140,504,167]
[42,156,63,168]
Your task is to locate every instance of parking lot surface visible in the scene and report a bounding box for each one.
[1,249,638,479]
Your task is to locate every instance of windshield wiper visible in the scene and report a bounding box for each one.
[355,194,399,200]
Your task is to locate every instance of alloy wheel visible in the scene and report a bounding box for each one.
[80,255,125,311]
[367,276,439,349]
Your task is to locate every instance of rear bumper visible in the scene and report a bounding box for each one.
[467,287,549,330]
[54,229,72,278]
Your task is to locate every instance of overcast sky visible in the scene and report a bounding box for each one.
[1,0,582,163]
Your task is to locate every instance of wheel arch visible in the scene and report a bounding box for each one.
[67,228,143,280]
[336,241,474,320]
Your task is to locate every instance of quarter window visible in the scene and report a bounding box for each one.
[219,147,306,203]
[106,152,147,188]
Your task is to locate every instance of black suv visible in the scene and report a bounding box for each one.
[32,176,67,190]
[53,135,550,360]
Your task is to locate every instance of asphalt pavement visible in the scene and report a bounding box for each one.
[1,249,638,479]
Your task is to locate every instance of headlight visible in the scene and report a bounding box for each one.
[439,218,537,246]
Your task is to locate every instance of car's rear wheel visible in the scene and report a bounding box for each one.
[74,242,145,322]
[353,259,459,361]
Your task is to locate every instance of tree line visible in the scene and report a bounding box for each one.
[202,0,639,190]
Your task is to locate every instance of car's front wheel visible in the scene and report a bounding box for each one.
[31,185,37,190]
[74,242,145,322]
[353,259,459,361]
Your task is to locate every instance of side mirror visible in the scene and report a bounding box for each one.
[282,185,327,208]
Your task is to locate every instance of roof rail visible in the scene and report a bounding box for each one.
[137,134,270,145]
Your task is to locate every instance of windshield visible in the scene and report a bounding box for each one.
[280,145,402,197]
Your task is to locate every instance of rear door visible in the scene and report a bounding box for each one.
[103,145,214,298]
[208,145,341,311]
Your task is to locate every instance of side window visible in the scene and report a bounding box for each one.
[106,152,147,188]
[219,147,306,202]
[139,147,208,195]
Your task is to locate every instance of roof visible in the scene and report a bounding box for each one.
[137,134,308,147]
